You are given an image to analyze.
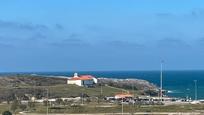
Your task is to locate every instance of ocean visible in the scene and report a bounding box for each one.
[1,70,204,99]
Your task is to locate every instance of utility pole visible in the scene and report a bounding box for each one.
[194,80,197,100]
[122,97,123,115]
[34,80,36,102]
[132,83,134,98]
[46,88,49,115]
[82,93,84,105]
[121,90,124,115]
[160,61,164,102]
[100,83,103,96]
[132,83,135,105]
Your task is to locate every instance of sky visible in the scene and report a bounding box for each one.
[1,0,204,72]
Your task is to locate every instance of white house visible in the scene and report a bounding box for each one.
[67,73,98,87]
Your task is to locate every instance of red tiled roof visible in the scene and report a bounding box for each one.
[70,75,94,80]
[115,93,133,98]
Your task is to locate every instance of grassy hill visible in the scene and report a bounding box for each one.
[0,74,158,102]
[0,75,136,102]
[0,75,203,114]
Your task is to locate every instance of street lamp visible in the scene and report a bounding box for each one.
[122,97,123,115]
[46,88,49,115]
[160,61,164,102]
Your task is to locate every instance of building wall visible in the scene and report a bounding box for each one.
[82,79,94,86]
[67,80,82,86]
[93,78,98,84]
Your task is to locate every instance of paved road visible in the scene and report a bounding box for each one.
[18,112,203,115]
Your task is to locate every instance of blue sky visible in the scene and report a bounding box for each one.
[1,0,204,72]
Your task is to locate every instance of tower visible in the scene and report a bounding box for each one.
[74,73,79,78]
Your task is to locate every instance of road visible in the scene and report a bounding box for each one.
[18,112,203,115]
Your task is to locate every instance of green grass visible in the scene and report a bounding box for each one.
[0,104,10,113]
[1,103,204,114]
[5,84,202,114]
[30,84,133,97]
[31,103,204,113]
[0,83,134,98]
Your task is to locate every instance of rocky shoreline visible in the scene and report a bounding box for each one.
[98,78,157,90]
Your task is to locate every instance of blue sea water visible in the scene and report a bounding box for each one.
[1,70,204,99]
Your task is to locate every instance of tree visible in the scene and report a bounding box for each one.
[6,93,16,104]
[19,104,27,111]
[55,98,63,105]
[28,102,35,109]
[64,99,69,105]
[43,100,48,106]
[86,98,91,104]
[2,111,12,115]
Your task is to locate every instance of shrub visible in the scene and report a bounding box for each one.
[2,111,12,115]
[19,104,27,111]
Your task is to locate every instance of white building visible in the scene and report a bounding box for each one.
[67,73,98,87]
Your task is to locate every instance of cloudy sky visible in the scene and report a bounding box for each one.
[1,0,204,72]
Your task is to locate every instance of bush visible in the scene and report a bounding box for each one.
[19,104,27,111]
[2,111,12,115]
[43,100,48,106]
[55,98,63,105]
[28,102,35,108]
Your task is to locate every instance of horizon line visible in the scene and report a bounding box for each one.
[1,69,204,74]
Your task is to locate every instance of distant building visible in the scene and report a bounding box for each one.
[67,73,98,87]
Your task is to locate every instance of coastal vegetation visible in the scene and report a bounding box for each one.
[0,75,157,102]
[1,74,202,114]
[1,102,204,114]
[0,74,159,114]
[2,111,12,115]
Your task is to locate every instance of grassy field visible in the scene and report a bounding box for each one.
[47,84,125,97]
[2,83,204,114]
[0,104,10,113]
[0,84,136,101]
[0,84,132,114]
[1,103,204,114]
[32,103,204,113]
[14,84,137,98]
[9,104,204,113]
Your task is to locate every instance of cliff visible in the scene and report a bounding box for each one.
[98,78,157,90]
